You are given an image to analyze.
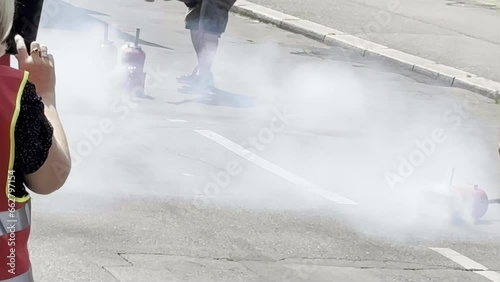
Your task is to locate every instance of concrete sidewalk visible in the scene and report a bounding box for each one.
[245,0,500,85]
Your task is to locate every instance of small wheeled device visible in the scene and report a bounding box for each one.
[117,28,147,98]
[420,168,499,223]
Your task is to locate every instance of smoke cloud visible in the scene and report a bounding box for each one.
[32,0,500,242]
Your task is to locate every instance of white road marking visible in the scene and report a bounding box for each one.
[195,129,358,205]
[429,247,487,270]
[430,247,500,282]
[478,272,500,282]
[183,173,203,179]
[167,119,188,123]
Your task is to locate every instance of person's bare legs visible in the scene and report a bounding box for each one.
[179,29,219,86]
[177,29,202,81]
[190,29,202,71]
[180,1,232,92]
[197,32,219,80]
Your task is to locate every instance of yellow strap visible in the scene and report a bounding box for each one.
[5,71,31,203]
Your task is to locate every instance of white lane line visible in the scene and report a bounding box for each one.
[195,129,358,205]
[430,247,500,282]
[167,119,188,123]
[478,272,500,282]
[429,247,488,270]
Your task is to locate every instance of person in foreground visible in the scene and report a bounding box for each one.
[177,0,237,93]
[0,0,71,281]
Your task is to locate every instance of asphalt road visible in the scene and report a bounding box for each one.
[248,0,500,83]
[23,0,500,281]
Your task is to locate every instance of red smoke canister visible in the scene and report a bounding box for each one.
[450,185,489,220]
[118,28,146,97]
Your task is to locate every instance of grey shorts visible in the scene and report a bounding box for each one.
[185,0,236,36]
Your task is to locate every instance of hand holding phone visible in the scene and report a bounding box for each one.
[15,35,56,98]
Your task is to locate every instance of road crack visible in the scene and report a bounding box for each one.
[111,252,500,272]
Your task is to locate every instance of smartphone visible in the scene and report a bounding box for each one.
[5,0,45,55]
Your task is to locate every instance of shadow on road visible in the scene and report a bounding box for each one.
[201,87,256,108]
[170,86,256,108]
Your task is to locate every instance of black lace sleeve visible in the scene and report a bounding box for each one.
[13,81,54,175]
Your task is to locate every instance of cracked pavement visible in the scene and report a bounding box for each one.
[24,0,500,281]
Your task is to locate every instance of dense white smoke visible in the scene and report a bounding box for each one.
[31,0,500,241]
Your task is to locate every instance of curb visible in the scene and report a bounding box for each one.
[231,0,500,99]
